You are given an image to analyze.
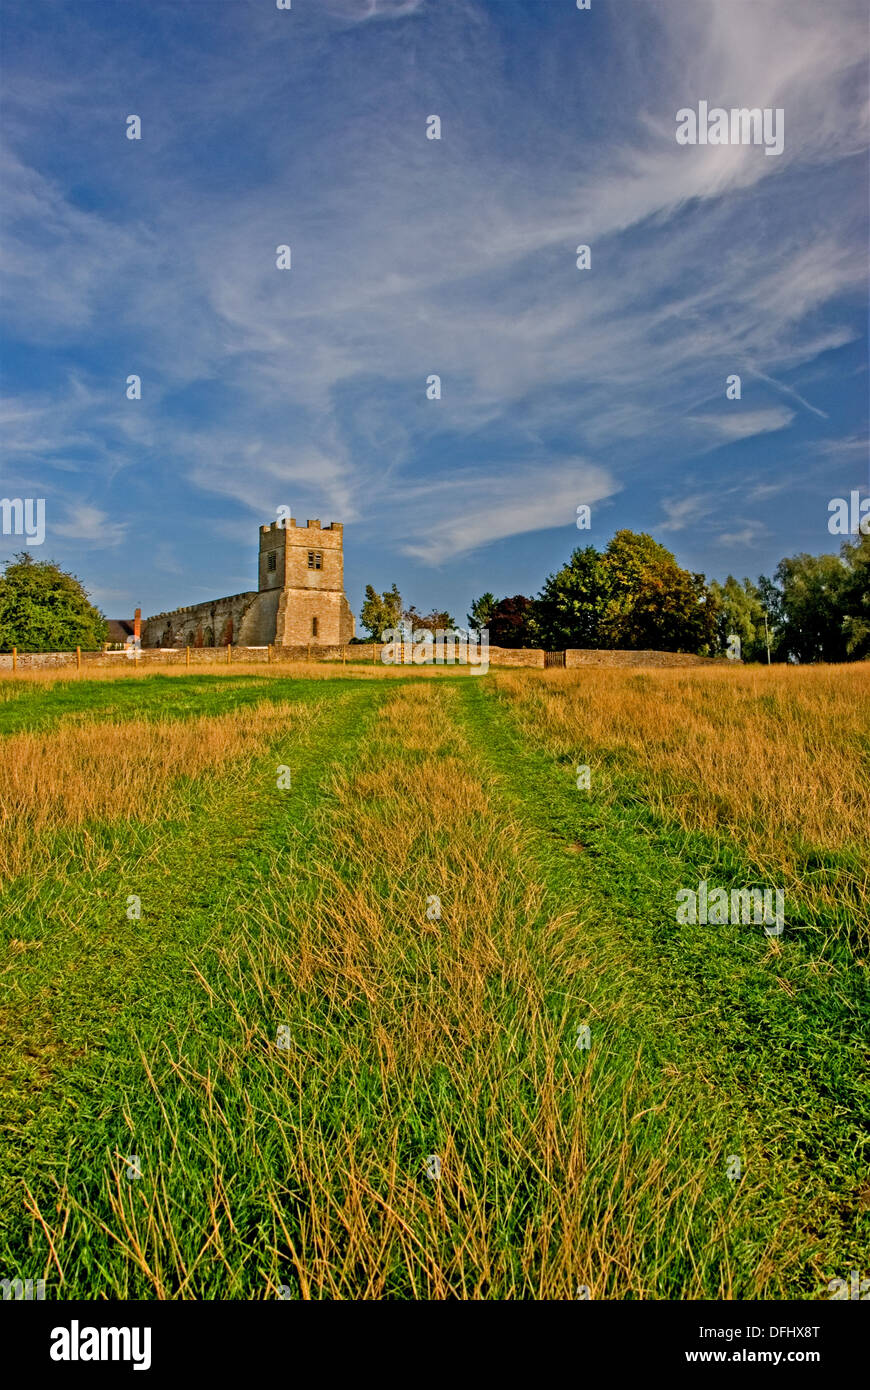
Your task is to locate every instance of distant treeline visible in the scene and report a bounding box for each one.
[361,529,870,663]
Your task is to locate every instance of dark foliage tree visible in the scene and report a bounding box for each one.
[489,595,536,647]
[403,605,457,633]
[530,546,605,649]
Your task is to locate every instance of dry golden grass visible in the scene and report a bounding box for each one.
[493,664,870,920]
[0,700,310,885]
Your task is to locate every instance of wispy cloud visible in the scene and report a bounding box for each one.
[398,461,618,562]
[53,505,129,548]
[688,408,795,442]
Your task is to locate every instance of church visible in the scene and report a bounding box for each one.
[140,518,355,649]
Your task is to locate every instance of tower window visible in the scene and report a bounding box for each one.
[308,551,322,569]
[266,551,277,572]
[312,616,319,637]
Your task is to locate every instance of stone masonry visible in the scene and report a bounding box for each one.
[141,519,355,648]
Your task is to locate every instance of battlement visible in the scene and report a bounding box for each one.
[259,519,343,536]
[145,591,257,623]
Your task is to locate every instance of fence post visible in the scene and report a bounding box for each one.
[12,646,16,673]
[343,646,346,666]
[227,643,232,664]
[307,642,311,662]
[76,646,81,671]
[186,645,190,667]
[373,643,376,664]
[268,643,272,665]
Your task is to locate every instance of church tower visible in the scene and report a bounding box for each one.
[258,518,355,646]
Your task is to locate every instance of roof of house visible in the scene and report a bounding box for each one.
[106,619,136,641]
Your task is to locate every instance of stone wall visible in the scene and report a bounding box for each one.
[141,591,262,650]
[565,649,722,667]
[488,647,546,667]
[0,645,726,672]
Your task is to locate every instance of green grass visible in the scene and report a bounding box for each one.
[0,670,866,1298]
[0,671,377,735]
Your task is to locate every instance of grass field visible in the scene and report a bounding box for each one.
[0,662,867,1299]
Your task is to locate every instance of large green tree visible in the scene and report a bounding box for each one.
[767,551,850,663]
[708,575,770,662]
[530,546,605,650]
[0,552,108,652]
[531,531,718,654]
[761,534,870,663]
[359,582,402,641]
[597,530,717,653]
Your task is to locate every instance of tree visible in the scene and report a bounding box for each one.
[756,538,870,663]
[531,531,718,654]
[467,592,496,633]
[838,532,870,659]
[0,552,107,652]
[708,576,769,661]
[597,530,717,653]
[531,546,606,649]
[360,582,402,641]
[489,595,536,647]
[756,574,784,661]
[768,552,849,663]
[403,605,457,634]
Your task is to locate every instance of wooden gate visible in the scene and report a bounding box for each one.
[544,651,566,668]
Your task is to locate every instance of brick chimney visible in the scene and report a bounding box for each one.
[134,607,141,641]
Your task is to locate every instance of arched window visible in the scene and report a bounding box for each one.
[203,625,214,648]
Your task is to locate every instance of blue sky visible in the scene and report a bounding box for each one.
[1,0,867,624]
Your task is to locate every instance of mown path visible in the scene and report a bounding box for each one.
[456,678,867,1296]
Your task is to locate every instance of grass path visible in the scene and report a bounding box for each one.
[456,678,868,1295]
[0,673,865,1298]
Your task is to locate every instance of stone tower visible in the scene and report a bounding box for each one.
[259,518,355,646]
[142,518,355,649]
